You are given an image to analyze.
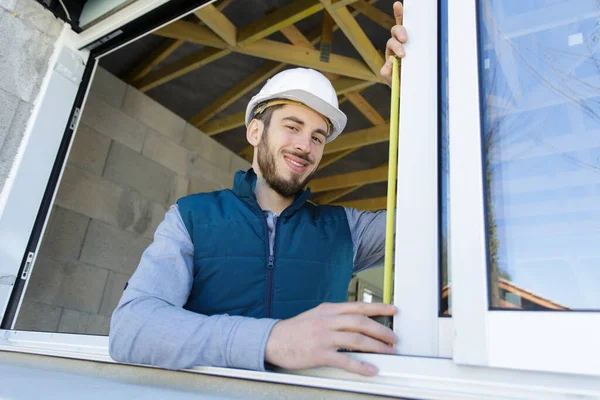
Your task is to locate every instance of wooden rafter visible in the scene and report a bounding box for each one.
[319,149,355,169]
[344,92,386,125]
[329,0,361,9]
[349,1,395,30]
[237,0,324,46]
[154,24,378,81]
[194,3,237,46]
[335,196,386,211]
[189,61,285,127]
[323,123,389,154]
[320,2,385,76]
[200,110,246,136]
[313,186,362,204]
[309,163,387,193]
[134,48,231,92]
[126,39,184,83]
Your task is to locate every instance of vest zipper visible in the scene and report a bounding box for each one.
[264,215,280,318]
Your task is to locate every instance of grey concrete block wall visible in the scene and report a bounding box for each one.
[0,0,62,193]
[16,67,251,335]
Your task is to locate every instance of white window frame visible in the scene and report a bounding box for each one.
[0,0,599,398]
[448,0,600,377]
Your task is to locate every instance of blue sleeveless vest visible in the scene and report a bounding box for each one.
[177,169,354,320]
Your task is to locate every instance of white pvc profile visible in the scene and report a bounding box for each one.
[0,28,89,319]
[448,0,600,376]
[1,330,598,400]
[75,0,170,48]
[392,0,441,357]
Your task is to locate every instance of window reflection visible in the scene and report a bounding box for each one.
[479,0,600,310]
[440,0,450,315]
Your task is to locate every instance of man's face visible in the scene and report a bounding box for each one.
[256,104,328,197]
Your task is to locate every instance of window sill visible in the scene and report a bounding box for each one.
[1,330,598,400]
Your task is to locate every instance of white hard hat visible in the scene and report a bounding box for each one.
[245,68,347,142]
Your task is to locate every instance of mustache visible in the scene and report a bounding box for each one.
[282,150,314,165]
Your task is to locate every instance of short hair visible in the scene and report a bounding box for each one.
[253,102,285,132]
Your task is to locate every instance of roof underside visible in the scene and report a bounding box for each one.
[100,0,398,210]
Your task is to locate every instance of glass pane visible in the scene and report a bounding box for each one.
[440,0,451,316]
[479,0,600,310]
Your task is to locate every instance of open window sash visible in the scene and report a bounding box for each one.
[448,0,600,376]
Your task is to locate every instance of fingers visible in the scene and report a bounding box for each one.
[391,25,407,43]
[326,353,379,376]
[330,315,397,345]
[385,38,405,60]
[329,301,397,317]
[332,331,396,355]
[393,1,403,25]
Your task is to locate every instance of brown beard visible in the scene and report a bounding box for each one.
[257,128,317,197]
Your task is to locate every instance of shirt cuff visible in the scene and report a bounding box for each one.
[226,317,279,371]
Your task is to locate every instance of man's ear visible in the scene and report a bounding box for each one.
[246,119,263,147]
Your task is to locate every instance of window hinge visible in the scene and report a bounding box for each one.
[21,252,35,280]
[69,107,81,130]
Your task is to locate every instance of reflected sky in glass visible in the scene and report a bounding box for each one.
[479,0,600,310]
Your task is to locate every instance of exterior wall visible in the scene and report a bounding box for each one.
[15,67,250,334]
[0,0,63,195]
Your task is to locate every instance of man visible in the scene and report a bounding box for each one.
[109,2,407,377]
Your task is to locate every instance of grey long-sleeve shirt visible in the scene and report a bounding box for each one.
[109,204,386,372]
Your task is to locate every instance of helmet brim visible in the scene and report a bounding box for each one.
[245,89,347,143]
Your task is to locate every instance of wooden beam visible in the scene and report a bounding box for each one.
[320,10,334,61]
[237,0,324,46]
[155,21,228,49]
[126,39,184,83]
[280,25,314,48]
[335,196,386,211]
[309,163,387,192]
[199,110,246,136]
[313,186,362,204]
[236,39,377,81]
[155,22,378,81]
[324,123,389,154]
[344,92,386,125]
[331,77,373,95]
[279,24,339,81]
[349,1,395,30]
[134,47,231,92]
[189,61,285,127]
[322,3,385,76]
[194,4,237,47]
[329,0,361,8]
[319,149,356,169]
[239,144,254,162]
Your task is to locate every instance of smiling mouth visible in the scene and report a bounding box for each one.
[283,154,310,173]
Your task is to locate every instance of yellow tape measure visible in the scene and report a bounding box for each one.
[383,57,400,306]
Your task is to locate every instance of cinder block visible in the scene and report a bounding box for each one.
[188,176,224,194]
[0,10,54,103]
[0,99,32,192]
[142,130,190,176]
[81,94,147,153]
[182,123,233,172]
[68,123,111,176]
[89,67,127,108]
[13,300,63,332]
[87,314,110,335]
[99,271,129,316]
[25,256,109,314]
[169,174,189,204]
[58,308,90,334]
[55,165,167,238]
[230,155,251,174]
[8,0,61,37]
[37,205,90,261]
[0,88,20,148]
[80,219,151,276]
[189,155,235,189]
[122,86,186,143]
[103,141,176,206]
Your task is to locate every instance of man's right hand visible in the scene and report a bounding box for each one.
[264,302,397,376]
